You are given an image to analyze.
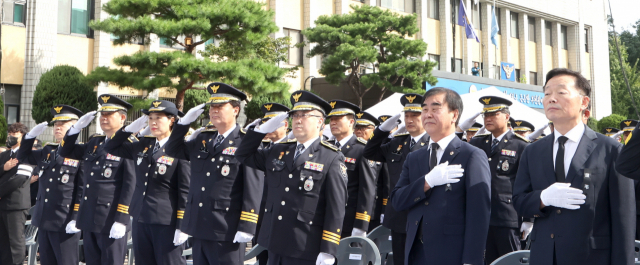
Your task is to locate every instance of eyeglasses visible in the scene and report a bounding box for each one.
[482,112,503,118]
[291,114,323,119]
[355,126,375,131]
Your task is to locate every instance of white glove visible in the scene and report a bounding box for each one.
[316,252,336,265]
[26,122,49,139]
[390,124,406,137]
[137,126,151,137]
[379,113,401,132]
[475,126,487,136]
[287,131,295,140]
[380,214,385,223]
[611,130,624,139]
[459,111,482,131]
[351,228,367,237]
[109,221,127,239]
[232,231,254,243]
[520,221,533,240]
[424,161,465,188]
[65,220,81,234]
[255,113,288,134]
[244,118,262,130]
[178,103,206,125]
[186,127,204,142]
[540,182,586,210]
[173,229,189,246]
[68,111,97,135]
[124,115,148,133]
[527,123,550,141]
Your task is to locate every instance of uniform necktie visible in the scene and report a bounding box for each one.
[294,144,305,161]
[410,138,416,149]
[555,136,568,182]
[153,142,160,154]
[214,135,224,151]
[335,142,341,149]
[491,138,499,153]
[429,143,439,169]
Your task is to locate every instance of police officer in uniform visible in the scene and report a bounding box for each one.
[353,112,384,231]
[620,119,637,144]
[468,96,530,264]
[362,94,429,265]
[512,120,535,138]
[59,95,137,265]
[102,100,190,265]
[17,105,85,265]
[164,83,263,265]
[602,127,621,138]
[236,90,347,265]
[464,122,483,142]
[325,100,381,237]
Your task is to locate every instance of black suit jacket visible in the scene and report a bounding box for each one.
[390,135,491,265]
[513,125,635,265]
[0,150,31,211]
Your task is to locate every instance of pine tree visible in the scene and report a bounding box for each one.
[32,65,97,123]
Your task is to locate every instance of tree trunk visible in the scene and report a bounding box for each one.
[377,88,387,103]
[176,89,186,111]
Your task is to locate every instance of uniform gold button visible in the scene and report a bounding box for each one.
[199,203,203,207]
[226,207,229,211]
[285,187,289,192]
[45,199,48,202]
[207,172,210,176]
[550,234,554,238]
[197,155,201,158]
[265,209,268,212]
[96,161,99,165]
[278,215,282,220]
[144,182,147,186]
[309,221,313,225]
[84,196,87,200]
[424,201,429,206]
[91,172,94,176]
[556,210,561,214]
[202,187,205,191]
[211,158,215,162]
[86,184,90,188]
[52,168,55,172]
[143,192,145,195]
[148,165,151,168]
[488,158,492,161]
[46,188,49,192]
[415,221,418,225]
[49,178,52,182]
[289,174,293,178]
[107,203,110,206]
[281,201,285,205]
[145,173,148,176]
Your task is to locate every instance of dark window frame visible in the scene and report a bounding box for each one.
[529,71,538,85]
[5,104,20,125]
[510,12,519,39]
[528,17,536,42]
[545,21,552,46]
[428,54,440,70]
[560,25,568,50]
[2,0,27,26]
[283,28,303,66]
[428,0,439,20]
[57,0,95,38]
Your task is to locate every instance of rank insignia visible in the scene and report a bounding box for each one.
[344,157,356,164]
[158,164,167,175]
[397,145,402,152]
[106,154,121,161]
[61,174,69,184]
[368,160,376,167]
[104,167,113,178]
[63,158,79,167]
[340,163,348,178]
[222,147,237,155]
[304,178,314,191]
[157,156,175,166]
[279,152,284,159]
[221,165,230,176]
[304,161,324,172]
[501,149,516,157]
[501,160,510,171]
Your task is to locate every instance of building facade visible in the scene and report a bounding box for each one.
[0,0,610,139]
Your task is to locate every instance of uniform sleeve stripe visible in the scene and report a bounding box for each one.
[239,217,258,223]
[239,215,259,221]
[322,233,340,241]
[321,237,340,245]
[382,199,388,205]
[241,212,259,217]
[355,213,371,222]
[117,209,129,214]
[322,230,341,238]
[117,204,129,209]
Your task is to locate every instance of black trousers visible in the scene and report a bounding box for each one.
[0,210,27,265]
[83,231,127,265]
[636,215,640,240]
[267,251,315,265]
[484,225,521,264]
[192,238,244,265]
[132,222,186,265]
[390,230,406,265]
[38,230,81,265]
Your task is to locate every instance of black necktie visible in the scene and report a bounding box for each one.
[214,135,224,151]
[429,143,439,169]
[294,144,305,161]
[153,142,160,154]
[491,138,499,153]
[410,139,416,149]
[335,142,341,149]
[555,136,568,182]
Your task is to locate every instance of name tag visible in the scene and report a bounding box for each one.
[304,161,324,172]
[106,154,121,161]
[344,157,356,164]
[501,149,516,157]
[222,147,237,155]
[63,158,79,167]
[156,156,175,166]
[349,254,362,260]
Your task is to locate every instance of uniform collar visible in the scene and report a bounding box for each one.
[336,133,354,148]
[492,129,510,142]
[411,131,427,143]
[155,136,170,148]
[218,124,237,140]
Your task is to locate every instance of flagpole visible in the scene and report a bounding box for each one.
[452,0,456,73]
[494,0,498,79]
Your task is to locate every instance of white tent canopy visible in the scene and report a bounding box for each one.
[365,87,550,133]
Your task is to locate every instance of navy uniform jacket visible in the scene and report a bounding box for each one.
[0,150,32,211]
[513,125,635,265]
[363,129,429,233]
[165,124,263,241]
[328,136,381,232]
[390,136,491,265]
[469,131,530,228]
[103,130,190,229]
[236,130,347,260]
[17,138,83,232]
[58,133,137,234]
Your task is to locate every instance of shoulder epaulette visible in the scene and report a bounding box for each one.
[239,128,246,134]
[143,135,156,138]
[45,142,59,146]
[262,139,271,143]
[320,141,339,152]
[90,134,105,139]
[473,133,490,138]
[128,135,139,142]
[356,137,367,145]
[279,139,297,144]
[514,133,531,143]
[202,129,218,133]
[393,133,410,138]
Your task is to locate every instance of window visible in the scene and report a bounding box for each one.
[6,105,19,125]
[428,0,439,20]
[529,72,538,85]
[528,17,536,42]
[545,21,552,46]
[515,69,521,82]
[58,0,92,36]
[472,3,481,29]
[205,38,215,46]
[560,25,567,49]
[428,54,440,70]
[452,58,462,73]
[381,0,405,12]
[510,12,519,38]
[2,1,26,25]
[283,28,303,66]
[584,28,589,52]
[496,8,501,29]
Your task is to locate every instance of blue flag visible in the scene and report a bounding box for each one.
[491,5,500,46]
[457,0,480,42]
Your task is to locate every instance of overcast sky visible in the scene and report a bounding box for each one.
[608,0,640,32]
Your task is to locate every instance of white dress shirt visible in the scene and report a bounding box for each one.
[335,134,354,149]
[296,137,317,153]
[552,123,585,176]
[155,136,170,149]
[217,124,237,142]
[491,130,509,143]
[427,133,457,165]
[411,131,428,145]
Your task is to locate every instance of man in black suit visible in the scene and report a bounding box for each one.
[390,88,491,265]
[0,122,31,265]
[513,68,635,265]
